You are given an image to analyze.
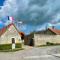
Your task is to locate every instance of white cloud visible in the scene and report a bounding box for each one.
[0,0,29,17]
[0,0,60,34]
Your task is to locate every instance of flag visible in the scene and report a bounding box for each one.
[7,16,9,20]
[9,16,14,22]
[7,16,14,22]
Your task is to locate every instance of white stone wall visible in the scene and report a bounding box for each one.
[0,25,22,44]
[34,34,60,46]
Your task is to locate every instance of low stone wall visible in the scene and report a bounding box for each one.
[34,34,60,46]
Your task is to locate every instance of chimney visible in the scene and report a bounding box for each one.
[52,26,55,29]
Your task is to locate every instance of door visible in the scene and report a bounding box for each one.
[29,38,34,46]
[12,38,15,44]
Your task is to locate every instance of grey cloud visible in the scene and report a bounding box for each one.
[1,0,60,24]
[0,0,60,34]
[15,0,60,25]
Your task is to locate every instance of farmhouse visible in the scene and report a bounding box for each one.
[34,27,60,46]
[0,23,24,45]
[24,27,60,46]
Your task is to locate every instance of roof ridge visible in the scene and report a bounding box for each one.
[48,28,60,35]
[0,23,15,36]
[0,23,24,36]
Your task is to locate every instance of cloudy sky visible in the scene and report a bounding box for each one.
[0,0,60,34]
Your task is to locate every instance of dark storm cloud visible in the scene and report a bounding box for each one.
[14,0,60,25]
[0,0,60,34]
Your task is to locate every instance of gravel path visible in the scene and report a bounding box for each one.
[0,46,60,60]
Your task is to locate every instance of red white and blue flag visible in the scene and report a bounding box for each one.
[7,16,14,22]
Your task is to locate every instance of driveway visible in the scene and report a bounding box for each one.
[0,46,60,60]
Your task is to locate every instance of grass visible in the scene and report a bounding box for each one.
[0,43,23,52]
[15,43,22,48]
[37,44,60,47]
[0,48,24,52]
[37,43,60,47]
[0,44,12,50]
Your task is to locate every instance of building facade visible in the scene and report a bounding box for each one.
[0,23,23,44]
[34,28,60,46]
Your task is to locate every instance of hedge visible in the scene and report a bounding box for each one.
[0,43,22,50]
[15,43,22,48]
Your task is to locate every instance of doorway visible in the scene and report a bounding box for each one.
[12,38,15,44]
[29,38,34,46]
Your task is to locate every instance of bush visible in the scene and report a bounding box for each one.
[46,42,54,45]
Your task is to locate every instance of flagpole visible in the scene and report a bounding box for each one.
[17,21,24,47]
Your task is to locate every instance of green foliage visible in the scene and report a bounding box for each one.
[46,42,54,45]
[0,43,22,50]
[0,44,12,50]
[15,43,22,48]
[0,48,24,52]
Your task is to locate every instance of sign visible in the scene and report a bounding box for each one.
[12,43,15,49]
[12,38,15,49]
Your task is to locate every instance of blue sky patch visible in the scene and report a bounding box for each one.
[0,0,5,6]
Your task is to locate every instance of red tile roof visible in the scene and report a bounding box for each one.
[48,28,60,35]
[19,32,24,36]
[0,23,24,36]
[0,28,6,36]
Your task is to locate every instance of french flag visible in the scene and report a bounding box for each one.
[8,16,14,22]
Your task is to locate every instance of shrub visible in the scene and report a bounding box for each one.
[46,42,54,45]
[46,42,50,45]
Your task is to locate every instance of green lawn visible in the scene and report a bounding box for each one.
[37,42,60,47]
[0,48,24,52]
